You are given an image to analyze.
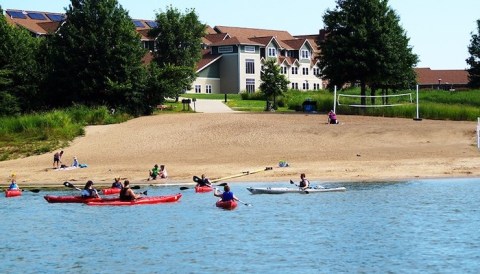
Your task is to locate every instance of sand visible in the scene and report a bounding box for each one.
[1,113,480,187]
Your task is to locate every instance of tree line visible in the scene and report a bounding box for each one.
[0,1,205,117]
[1,0,480,118]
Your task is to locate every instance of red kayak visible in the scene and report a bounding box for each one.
[195,185,213,193]
[5,189,22,198]
[216,199,238,210]
[101,188,122,195]
[86,193,182,206]
[44,195,115,203]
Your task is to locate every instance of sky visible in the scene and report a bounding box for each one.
[1,0,479,70]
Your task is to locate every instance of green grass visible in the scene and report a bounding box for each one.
[0,106,131,161]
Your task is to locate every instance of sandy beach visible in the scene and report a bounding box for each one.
[1,112,480,187]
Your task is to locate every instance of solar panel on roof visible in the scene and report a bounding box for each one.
[45,13,65,22]
[27,12,47,20]
[132,20,144,28]
[145,21,158,28]
[6,11,27,19]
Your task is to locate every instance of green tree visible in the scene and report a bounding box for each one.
[46,0,147,114]
[0,6,43,115]
[467,19,480,88]
[260,59,289,110]
[319,0,417,105]
[148,6,205,101]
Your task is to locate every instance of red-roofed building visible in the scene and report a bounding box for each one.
[414,68,469,90]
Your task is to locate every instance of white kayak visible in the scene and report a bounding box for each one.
[246,186,346,194]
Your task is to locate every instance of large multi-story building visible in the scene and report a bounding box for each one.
[3,8,325,95]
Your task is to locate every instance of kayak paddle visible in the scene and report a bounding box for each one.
[179,182,227,190]
[63,181,82,191]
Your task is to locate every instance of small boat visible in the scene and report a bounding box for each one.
[86,193,182,206]
[44,195,110,203]
[246,186,346,194]
[216,199,238,210]
[101,188,122,195]
[5,189,22,198]
[195,185,213,193]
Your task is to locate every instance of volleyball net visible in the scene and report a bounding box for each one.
[337,93,413,108]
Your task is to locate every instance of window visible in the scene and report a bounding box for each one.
[302,67,309,75]
[218,46,233,53]
[246,79,255,93]
[244,46,255,53]
[206,85,212,94]
[303,82,310,90]
[246,59,255,74]
[291,67,298,75]
[301,49,310,59]
[313,83,321,90]
[195,85,201,93]
[291,83,298,90]
[313,67,320,76]
[280,66,287,74]
[267,47,277,57]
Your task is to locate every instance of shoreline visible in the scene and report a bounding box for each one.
[2,113,480,188]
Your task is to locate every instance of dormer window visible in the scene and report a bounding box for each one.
[268,47,277,57]
[301,49,310,59]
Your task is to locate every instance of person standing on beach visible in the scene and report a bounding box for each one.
[53,151,64,169]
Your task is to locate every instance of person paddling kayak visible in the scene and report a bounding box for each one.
[81,180,99,198]
[298,173,310,190]
[119,180,140,201]
[214,184,239,202]
[195,174,212,187]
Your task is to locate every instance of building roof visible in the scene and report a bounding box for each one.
[414,67,469,85]
[209,36,264,47]
[214,25,295,40]
[196,49,222,72]
[203,33,230,45]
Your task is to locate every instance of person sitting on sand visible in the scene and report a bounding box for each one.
[196,174,212,187]
[159,165,168,179]
[214,185,239,202]
[328,110,339,124]
[111,177,122,189]
[81,180,99,198]
[119,180,139,201]
[72,156,79,167]
[298,173,310,190]
[148,164,160,180]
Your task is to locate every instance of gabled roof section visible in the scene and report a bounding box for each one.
[197,49,222,72]
[203,33,230,45]
[205,25,216,35]
[282,38,312,51]
[210,37,264,47]
[214,25,294,40]
[414,68,468,85]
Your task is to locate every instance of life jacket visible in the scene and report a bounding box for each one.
[120,187,134,201]
[222,191,234,201]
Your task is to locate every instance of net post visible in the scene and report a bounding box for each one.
[477,118,480,149]
[333,85,337,114]
[413,84,422,121]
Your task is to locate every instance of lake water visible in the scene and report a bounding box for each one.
[1,178,480,273]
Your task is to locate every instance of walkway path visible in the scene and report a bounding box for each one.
[189,99,236,113]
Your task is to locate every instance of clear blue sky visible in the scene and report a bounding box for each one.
[1,0,479,69]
